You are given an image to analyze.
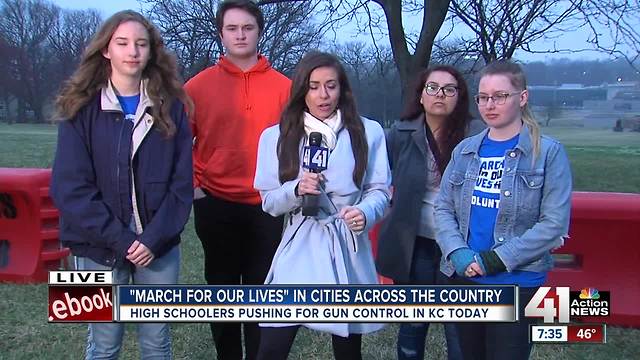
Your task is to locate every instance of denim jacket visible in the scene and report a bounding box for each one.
[435,125,572,276]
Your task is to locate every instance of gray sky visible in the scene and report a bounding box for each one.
[51,0,619,63]
[52,0,144,15]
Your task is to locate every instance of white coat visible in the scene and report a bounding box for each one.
[254,117,392,337]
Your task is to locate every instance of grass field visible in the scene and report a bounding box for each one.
[0,123,639,359]
[542,127,640,193]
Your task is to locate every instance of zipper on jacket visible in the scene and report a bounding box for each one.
[116,113,125,216]
[244,73,250,110]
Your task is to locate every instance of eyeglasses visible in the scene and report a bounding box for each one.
[475,92,522,106]
[424,83,458,97]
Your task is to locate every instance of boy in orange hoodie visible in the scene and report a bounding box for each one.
[184,1,290,359]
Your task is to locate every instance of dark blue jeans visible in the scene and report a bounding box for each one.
[397,237,463,360]
[448,276,538,360]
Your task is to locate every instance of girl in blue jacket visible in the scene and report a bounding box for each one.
[435,60,572,360]
[50,10,193,359]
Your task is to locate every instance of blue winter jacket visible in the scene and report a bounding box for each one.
[435,125,572,276]
[50,82,193,267]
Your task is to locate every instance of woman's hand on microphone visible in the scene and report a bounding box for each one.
[296,171,322,196]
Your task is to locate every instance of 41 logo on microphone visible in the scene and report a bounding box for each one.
[303,146,328,171]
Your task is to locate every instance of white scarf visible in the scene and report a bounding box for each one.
[303,110,342,150]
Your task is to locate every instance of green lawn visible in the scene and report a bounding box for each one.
[542,127,640,193]
[0,123,639,359]
[542,127,640,148]
[0,123,57,168]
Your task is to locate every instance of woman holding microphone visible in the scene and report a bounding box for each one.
[253,51,391,360]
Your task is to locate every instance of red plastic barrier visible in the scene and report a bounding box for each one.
[0,168,69,283]
[548,191,640,328]
[368,223,394,284]
[370,191,640,328]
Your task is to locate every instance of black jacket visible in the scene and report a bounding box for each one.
[375,115,483,282]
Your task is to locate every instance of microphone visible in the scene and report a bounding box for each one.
[301,132,328,216]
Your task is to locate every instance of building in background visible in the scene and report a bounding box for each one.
[529,81,640,129]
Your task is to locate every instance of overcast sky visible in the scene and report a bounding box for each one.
[53,0,145,14]
[51,0,619,63]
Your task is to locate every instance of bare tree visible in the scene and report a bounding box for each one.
[258,1,324,75]
[541,103,562,127]
[0,37,18,123]
[332,41,375,88]
[448,0,585,64]
[308,0,450,103]
[579,0,640,71]
[144,0,323,79]
[48,9,102,85]
[430,37,482,71]
[367,44,400,126]
[143,0,222,79]
[48,9,101,66]
[0,0,60,122]
[332,41,401,125]
[253,1,450,105]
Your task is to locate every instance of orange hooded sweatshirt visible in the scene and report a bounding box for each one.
[185,55,290,205]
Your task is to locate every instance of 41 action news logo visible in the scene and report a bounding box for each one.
[524,287,610,323]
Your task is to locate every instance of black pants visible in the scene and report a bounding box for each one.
[257,326,362,360]
[448,276,538,360]
[194,193,283,360]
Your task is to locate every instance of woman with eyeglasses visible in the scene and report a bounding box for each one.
[376,65,481,360]
[435,60,572,359]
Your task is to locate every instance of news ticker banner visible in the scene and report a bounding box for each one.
[530,324,606,344]
[117,284,516,322]
[48,271,517,323]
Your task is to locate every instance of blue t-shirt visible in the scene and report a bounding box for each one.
[117,94,140,123]
[468,134,546,287]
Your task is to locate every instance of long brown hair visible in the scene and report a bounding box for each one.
[278,51,368,186]
[479,60,540,158]
[54,10,192,137]
[401,65,472,173]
